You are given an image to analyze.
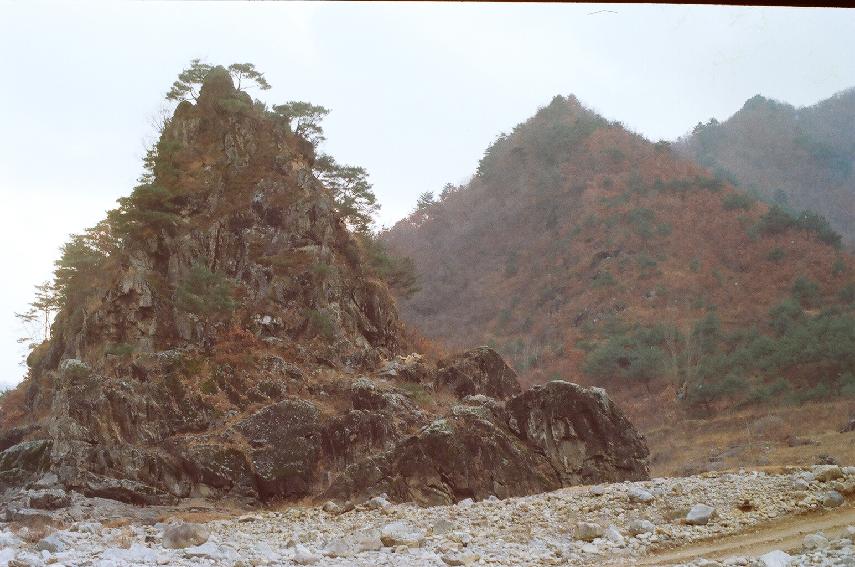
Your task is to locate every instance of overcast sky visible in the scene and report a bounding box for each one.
[1,2,854,387]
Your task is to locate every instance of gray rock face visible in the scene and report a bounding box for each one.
[233,399,322,499]
[27,488,71,510]
[506,381,650,484]
[324,380,650,506]
[323,407,560,506]
[435,347,521,400]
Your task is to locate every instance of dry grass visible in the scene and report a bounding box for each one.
[108,526,135,549]
[102,517,133,529]
[156,509,242,524]
[9,516,64,543]
[645,399,855,477]
[0,382,30,429]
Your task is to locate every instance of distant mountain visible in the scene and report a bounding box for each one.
[676,89,855,244]
[384,95,855,414]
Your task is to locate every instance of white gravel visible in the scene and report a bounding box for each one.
[1,466,854,566]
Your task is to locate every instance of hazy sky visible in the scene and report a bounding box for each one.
[1,2,854,387]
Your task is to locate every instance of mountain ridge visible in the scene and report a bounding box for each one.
[676,87,855,244]
[383,93,855,418]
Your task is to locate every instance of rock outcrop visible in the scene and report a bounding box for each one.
[324,379,649,505]
[506,381,649,485]
[0,69,649,506]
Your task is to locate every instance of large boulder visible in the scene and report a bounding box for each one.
[324,380,649,505]
[0,440,52,488]
[506,381,649,484]
[324,402,559,506]
[163,436,255,496]
[435,347,521,400]
[233,399,322,500]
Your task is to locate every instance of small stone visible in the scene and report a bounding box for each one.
[758,549,791,567]
[590,485,606,496]
[604,525,625,545]
[442,551,481,566]
[184,542,239,562]
[34,534,65,553]
[292,544,321,565]
[575,522,603,542]
[581,542,600,554]
[803,532,829,550]
[432,519,456,535]
[822,490,844,508]
[627,486,654,503]
[162,523,209,549]
[323,539,352,558]
[686,504,717,525]
[324,527,383,556]
[380,521,426,548]
[627,519,655,535]
[353,528,383,553]
[458,498,474,507]
[76,521,102,535]
[814,465,844,482]
[322,501,343,514]
[366,496,391,510]
[0,530,22,548]
[5,507,52,524]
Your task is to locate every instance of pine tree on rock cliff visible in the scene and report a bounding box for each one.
[166,59,271,102]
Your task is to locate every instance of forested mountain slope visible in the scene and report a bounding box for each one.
[384,95,855,413]
[677,89,855,244]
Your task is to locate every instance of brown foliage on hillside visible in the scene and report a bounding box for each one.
[676,89,855,244]
[383,95,853,403]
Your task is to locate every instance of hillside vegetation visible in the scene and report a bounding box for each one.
[384,95,855,416]
[677,89,855,244]
[0,64,648,507]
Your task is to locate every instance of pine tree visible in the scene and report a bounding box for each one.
[272,102,330,146]
[314,154,379,233]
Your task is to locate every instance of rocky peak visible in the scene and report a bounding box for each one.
[0,66,649,507]
[30,70,398,384]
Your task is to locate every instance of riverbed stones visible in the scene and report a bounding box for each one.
[162,523,210,549]
[686,504,717,525]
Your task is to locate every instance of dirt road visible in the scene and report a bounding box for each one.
[624,504,855,565]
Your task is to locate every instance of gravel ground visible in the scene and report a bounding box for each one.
[2,465,855,566]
